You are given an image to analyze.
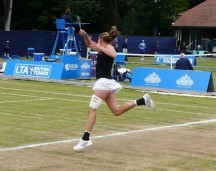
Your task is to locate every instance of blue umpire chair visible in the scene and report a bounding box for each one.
[51,19,79,57]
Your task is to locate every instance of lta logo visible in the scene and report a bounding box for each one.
[14,64,51,78]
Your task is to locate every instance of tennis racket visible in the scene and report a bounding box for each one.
[77,15,81,31]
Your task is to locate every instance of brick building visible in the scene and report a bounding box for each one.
[172,0,216,52]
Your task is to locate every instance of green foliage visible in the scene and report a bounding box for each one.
[70,0,101,23]
[1,0,206,35]
[189,0,206,8]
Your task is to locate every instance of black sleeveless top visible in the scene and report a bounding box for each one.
[96,52,114,79]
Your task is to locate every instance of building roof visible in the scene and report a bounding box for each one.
[172,0,216,28]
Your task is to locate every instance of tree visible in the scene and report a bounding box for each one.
[10,0,101,31]
[0,0,206,35]
[154,0,189,36]
[189,0,205,8]
[3,0,13,31]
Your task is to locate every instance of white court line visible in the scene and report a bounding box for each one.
[0,87,215,111]
[151,91,216,99]
[0,86,215,99]
[0,87,90,98]
[0,118,216,152]
[0,92,56,99]
[0,98,54,104]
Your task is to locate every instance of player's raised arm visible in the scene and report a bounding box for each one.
[79,29,91,47]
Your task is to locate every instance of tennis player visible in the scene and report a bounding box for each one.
[73,26,156,151]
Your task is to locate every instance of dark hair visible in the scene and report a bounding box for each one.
[99,25,120,43]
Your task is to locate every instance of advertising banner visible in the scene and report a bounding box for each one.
[77,59,92,79]
[131,67,214,92]
[4,59,79,80]
[154,55,196,65]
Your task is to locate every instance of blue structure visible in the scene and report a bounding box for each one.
[4,59,79,79]
[27,48,34,59]
[51,19,79,57]
[0,30,177,58]
[131,67,214,92]
[3,19,92,80]
[154,54,196,66]
[115,53,132,81]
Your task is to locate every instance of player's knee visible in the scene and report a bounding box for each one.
[112,109,122,116]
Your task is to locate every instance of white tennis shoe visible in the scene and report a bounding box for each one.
[143,93,156,111]
[73,139,93,151]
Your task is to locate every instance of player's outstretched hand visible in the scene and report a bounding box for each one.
[79,29,87,36]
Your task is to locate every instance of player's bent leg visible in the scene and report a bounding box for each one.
[105,92,136,116]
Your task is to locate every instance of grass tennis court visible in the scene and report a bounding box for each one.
[0,57,216,170]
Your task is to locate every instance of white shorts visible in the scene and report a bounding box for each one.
[93,78,123,93]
